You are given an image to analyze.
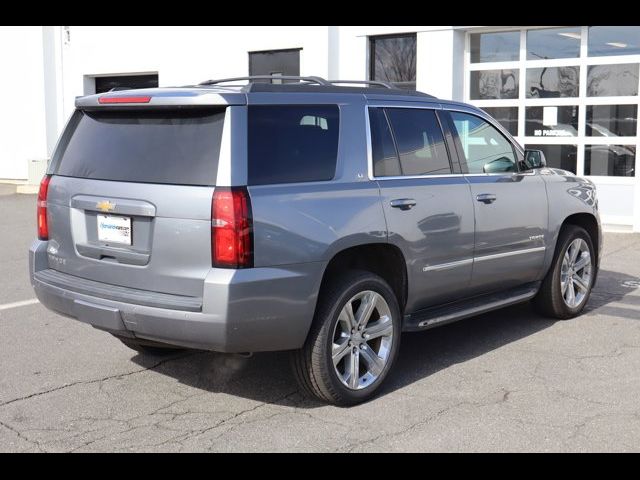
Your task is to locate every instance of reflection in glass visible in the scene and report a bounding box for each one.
[588,26,640,57]
[470,32,520,63]
[585,145,636,176]
[470,70,519,99]
[525,106,579,137]
[525,144,577,173]
[586,105,638,137]
[526,66,579,98]
[370,34,417,90]
[481,107,518,136]
[527,27,581,60]
[587,64,639,96]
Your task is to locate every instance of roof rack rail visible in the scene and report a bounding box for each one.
[198,75,330,86]
[327,79,396,89]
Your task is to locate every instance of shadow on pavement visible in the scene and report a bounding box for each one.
[130,268,639,408]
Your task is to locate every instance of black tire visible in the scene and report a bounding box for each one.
[533,225,596,319]
[115,336,184,356]
[291,270,402,406]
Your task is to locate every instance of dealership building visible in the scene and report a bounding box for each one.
[1,25,639,231]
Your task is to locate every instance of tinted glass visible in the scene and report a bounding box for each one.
[525,144,577,173]
[470,31,520,63]
[525,106,579,137]
[585,145,636,176]
[587,64,639,96]
[481,107,519,136]
[586,105,638,137]
[385,108,451,176]
[527,27,581,60]
[470,70,519,99]
[369,108,400,177]
[370,34,417,90]
[588,26,640,57]
[248,105,339,185]
[526,66,580,98]
[249,49,301,82]
[450,112,516,174]
[53,109,224,186]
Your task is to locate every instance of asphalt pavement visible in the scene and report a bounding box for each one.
[1,190,639,452]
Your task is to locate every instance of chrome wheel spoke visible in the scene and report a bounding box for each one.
[332,340,351,366]
[572,274,589,292]
[574,254,591,272]
[339,301,357,330]
[359,345,384,376]
[561,277,569,294]
[364,315,393,340]
[347,350,360,389]
[355,292,378,328]
[565,280,576,305]
[569,242,580,264]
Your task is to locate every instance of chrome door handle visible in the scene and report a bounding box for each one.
[476,193,497,204]
[390,198,417,210]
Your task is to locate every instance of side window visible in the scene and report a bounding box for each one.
[369,108,401,177]
[248,105,339,185]
[385,108,452,176]
[449,112,517,174]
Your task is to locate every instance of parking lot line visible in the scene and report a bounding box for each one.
[0,298,39,311]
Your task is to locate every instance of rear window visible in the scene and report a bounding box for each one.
[248,105,339,185]
[52,108,225,186]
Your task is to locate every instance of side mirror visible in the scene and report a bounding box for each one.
[524,149,547,169]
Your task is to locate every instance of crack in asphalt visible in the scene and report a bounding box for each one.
[0,351,197,409]
[0,419,46,453]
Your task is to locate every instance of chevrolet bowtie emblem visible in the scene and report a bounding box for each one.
[96,200,116,212]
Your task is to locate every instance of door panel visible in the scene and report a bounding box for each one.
[379,177,475,310]
[444,109,549,293]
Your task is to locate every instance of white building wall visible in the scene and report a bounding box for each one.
[0,27,49,180]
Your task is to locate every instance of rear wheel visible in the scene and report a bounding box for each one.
[291,270,401,406]
[115,336,184,356]
[534,225,595,319]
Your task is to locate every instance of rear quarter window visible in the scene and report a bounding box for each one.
[248,105,339,185]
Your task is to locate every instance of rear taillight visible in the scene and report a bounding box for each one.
[211,187,253,268]
[37,174,52,240]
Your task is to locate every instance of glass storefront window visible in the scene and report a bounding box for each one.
[588,26,640,57]
[525,144,578,173]
[370,34,417,90]
[525,106,579,137]
[526,66,580,98]
[585,145,636,176]
[586,105,638,137]
[481,107,519,136]
[587,64,639,97]
[527,27,581,60]
[470,32,520,63]
[470,70,519,99]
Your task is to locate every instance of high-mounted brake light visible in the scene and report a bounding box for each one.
[211,187,253,268]
[37,175,52,240]
[98,96,152,104]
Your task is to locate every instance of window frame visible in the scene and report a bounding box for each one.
[366,105,462,180]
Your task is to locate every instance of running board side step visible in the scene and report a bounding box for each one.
[403,282,540,332]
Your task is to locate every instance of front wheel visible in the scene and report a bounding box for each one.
[534,225,596,319]
[291,270,401,406]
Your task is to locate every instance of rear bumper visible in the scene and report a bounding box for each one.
[30,240,324,352]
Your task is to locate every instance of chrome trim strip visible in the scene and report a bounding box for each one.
[423,258,473,272]
[474,246,546,262]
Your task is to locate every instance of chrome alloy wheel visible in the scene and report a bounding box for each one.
[560,238,592,308]
[331,290,394,390]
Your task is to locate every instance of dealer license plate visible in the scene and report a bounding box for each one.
[97,214,132,245]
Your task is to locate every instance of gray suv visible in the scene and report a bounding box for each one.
[30,76,602,405]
